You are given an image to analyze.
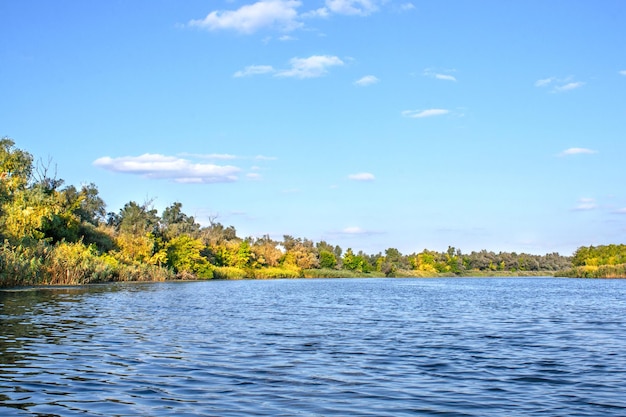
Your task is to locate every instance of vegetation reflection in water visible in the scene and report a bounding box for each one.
[1,278,626,416]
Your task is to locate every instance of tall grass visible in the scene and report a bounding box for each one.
[212,266,248,280]
[0,240,46,287]
[252,266,302,279]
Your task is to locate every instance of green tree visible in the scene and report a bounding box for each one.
[161,202,200,240]
[319,250,337,269]
[166,234,211,277]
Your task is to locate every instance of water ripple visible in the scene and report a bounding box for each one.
[1,278,626,416]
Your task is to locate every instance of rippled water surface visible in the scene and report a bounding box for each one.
[1,278,626,416]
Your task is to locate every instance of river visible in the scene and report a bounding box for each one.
[1,277,625,416]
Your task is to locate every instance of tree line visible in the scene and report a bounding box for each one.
[3,138,618,287]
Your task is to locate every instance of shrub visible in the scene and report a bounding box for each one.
[43,241,116,284]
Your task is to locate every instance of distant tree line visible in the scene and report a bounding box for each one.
[3,138,621,287]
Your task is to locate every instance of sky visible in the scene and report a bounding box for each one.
[2,0,625,256]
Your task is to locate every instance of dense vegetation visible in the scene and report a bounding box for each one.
[0,138,621,287]
[556,244,626,278]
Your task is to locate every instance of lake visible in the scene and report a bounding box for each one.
[1,277,626,416]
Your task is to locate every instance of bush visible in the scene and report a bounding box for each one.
[43,241,116,284]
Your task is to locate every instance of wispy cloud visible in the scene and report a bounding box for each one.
[189,0,386,35]
[534,77,555,87]
[188,0,303,34]
[233,65,275,77]
[235,55,343,79]
[93,154,241,184]
[613,207,626,214]
[402,108,449,118]
[324,0,379,16]
[255,154,278,161]
[573,198,597,211]
[354,75,379,86]
[535,76,584,93]
[399,3,416,11]
[619,70,626,76]
[554,81,585,92]
[348,172,375,181]
[246,173,262,180]
[558,147,598,156]
[423,68,457,82]
[341,226,368,234]
[275,55,344,78]
[328,226,383,238]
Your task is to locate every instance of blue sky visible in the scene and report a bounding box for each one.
[2,0,625,256]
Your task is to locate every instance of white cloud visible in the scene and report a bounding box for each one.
[328,226,383,237]
[423,68,457,82]
[354,75,379,86]
[613,208,626,214]
[188,0,302,34]
[246,173,262,180]
[534,77,555,87]
[559,147,598,156]
[325,0,379,16]
[573,198,597,211]
[255,154,278,160]
[233,65,275,77]
[554,81,585,92]
[399,2,416,11]
[535,76,584,92]
[93,153,240,184]
[342,226,367,234]
[301,7,330,18]
[435,74,457,81]
[402,108,449,118]
[348,172,375,181]
[275,55,344,78]
[619,70,626,76]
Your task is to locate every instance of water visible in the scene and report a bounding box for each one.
[1,278,626,416]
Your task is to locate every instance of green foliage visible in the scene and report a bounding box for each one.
[558,244,626,277]
[44,241,116,284]
[166,234,211,278]
[319,250,337,269]
[342,248,372,273]
[0,138,33,202]
[572,244,626,267]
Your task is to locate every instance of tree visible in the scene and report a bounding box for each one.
[319,250,337,269]
[251,235,282,267]
[342,248,371,272]
[0,138,33,201]
[161,202,199,240]
[166,234,210,277]
[116,201,159,235]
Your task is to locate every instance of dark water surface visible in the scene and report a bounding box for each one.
[1,278,626,416]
